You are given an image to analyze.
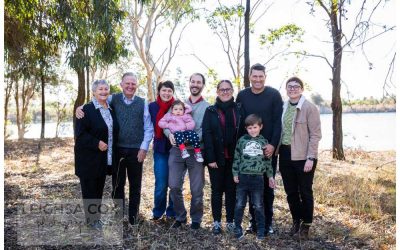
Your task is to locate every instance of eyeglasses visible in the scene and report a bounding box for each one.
[218,88,233,93]
[287,85,301,90]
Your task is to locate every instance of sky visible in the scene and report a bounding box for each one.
[150,0,397,101]
[1,0,397,103]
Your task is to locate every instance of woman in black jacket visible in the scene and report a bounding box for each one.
[74,79,119,230]
[202,80,242,235]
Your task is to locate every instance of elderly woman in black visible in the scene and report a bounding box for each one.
[74,79,119,230]
[202,80,242,235]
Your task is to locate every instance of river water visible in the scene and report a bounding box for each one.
[6,112,396,151]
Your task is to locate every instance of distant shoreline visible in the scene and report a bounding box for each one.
[319,106,396,114]
[320,110,396,114]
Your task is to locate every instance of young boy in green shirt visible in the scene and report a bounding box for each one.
[232,114,275,240]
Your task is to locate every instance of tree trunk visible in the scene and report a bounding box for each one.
[4,79,13,138]
[73,69,86,134]
[14,79,22,140]
[330,11,345,160]
[40,69,45,139]
[55,118,60,138]
[243,0,250,88]
[86,45,90,103]
[146,67,154,101]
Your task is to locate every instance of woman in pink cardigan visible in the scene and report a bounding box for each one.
[158,100,204,162]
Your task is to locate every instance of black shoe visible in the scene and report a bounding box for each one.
[190,222,201,229]
[172,219,186,228]
[234,227,244,240]
[300,223,310,240]
[211,221,222,235]
[288,220,301,236]
[151,216,162,221]
[245,222,257,234]
[166,215,176,221]
[129,216,138,225]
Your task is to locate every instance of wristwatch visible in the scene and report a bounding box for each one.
[307,157,316,161]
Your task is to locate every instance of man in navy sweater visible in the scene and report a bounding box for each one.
[76,72,153,225]
[236,63,283,235]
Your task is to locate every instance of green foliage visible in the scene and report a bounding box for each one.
[109,84,122,94]
[57,0,128,72]
[260,24,304,46]
[206,68,219,88]
[342,96,395,106]
[207,4,245,31]
[5,0,61,82]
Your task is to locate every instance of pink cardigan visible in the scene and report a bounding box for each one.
[158,104,195,133]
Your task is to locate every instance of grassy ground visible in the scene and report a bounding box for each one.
[4,138,396,249]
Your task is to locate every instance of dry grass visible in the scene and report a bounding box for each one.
[4,139,396,249]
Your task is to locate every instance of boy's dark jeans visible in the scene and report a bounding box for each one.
[248,156,277,230]
[234,174,265,237]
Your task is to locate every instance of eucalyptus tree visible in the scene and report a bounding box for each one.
[33,0,62,139]
[5,0,60,139]
[306,0,395,160]
[57,0,127,118]
[126,0,199,101]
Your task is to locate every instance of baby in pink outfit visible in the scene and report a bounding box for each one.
[158,100,204,162]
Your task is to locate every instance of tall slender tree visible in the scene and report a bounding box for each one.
[307,0,395,160]
[5,0,60,139]
[244,0,250,87]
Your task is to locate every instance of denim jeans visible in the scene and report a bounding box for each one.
[234,174,265,237]
[152,151,175,218]
[249,155,277,229]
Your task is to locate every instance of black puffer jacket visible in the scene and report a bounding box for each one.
[202,102,242,166]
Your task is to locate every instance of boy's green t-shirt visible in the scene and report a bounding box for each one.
[232,134,273,178]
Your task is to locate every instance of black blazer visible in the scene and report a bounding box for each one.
[202,103,242,167]
[74,102,119,179]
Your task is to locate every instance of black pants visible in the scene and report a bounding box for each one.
[80,176,106,225]
[112,147,143,223]
[249,155,277,228]
[207,158,236,223]
[279,145,316,224]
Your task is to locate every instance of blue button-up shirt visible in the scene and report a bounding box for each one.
[93,98,113,165]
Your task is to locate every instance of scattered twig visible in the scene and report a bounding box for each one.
[376,160,395,170]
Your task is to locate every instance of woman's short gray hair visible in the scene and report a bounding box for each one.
[92,79,109,92]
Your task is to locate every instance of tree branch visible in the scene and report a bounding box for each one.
[383,52,396,99]
[299,51,333,69]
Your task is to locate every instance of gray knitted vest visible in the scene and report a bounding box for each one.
[111,93,144,148]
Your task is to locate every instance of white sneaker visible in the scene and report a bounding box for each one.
[194,152,204,162]
[181,149,190,159]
